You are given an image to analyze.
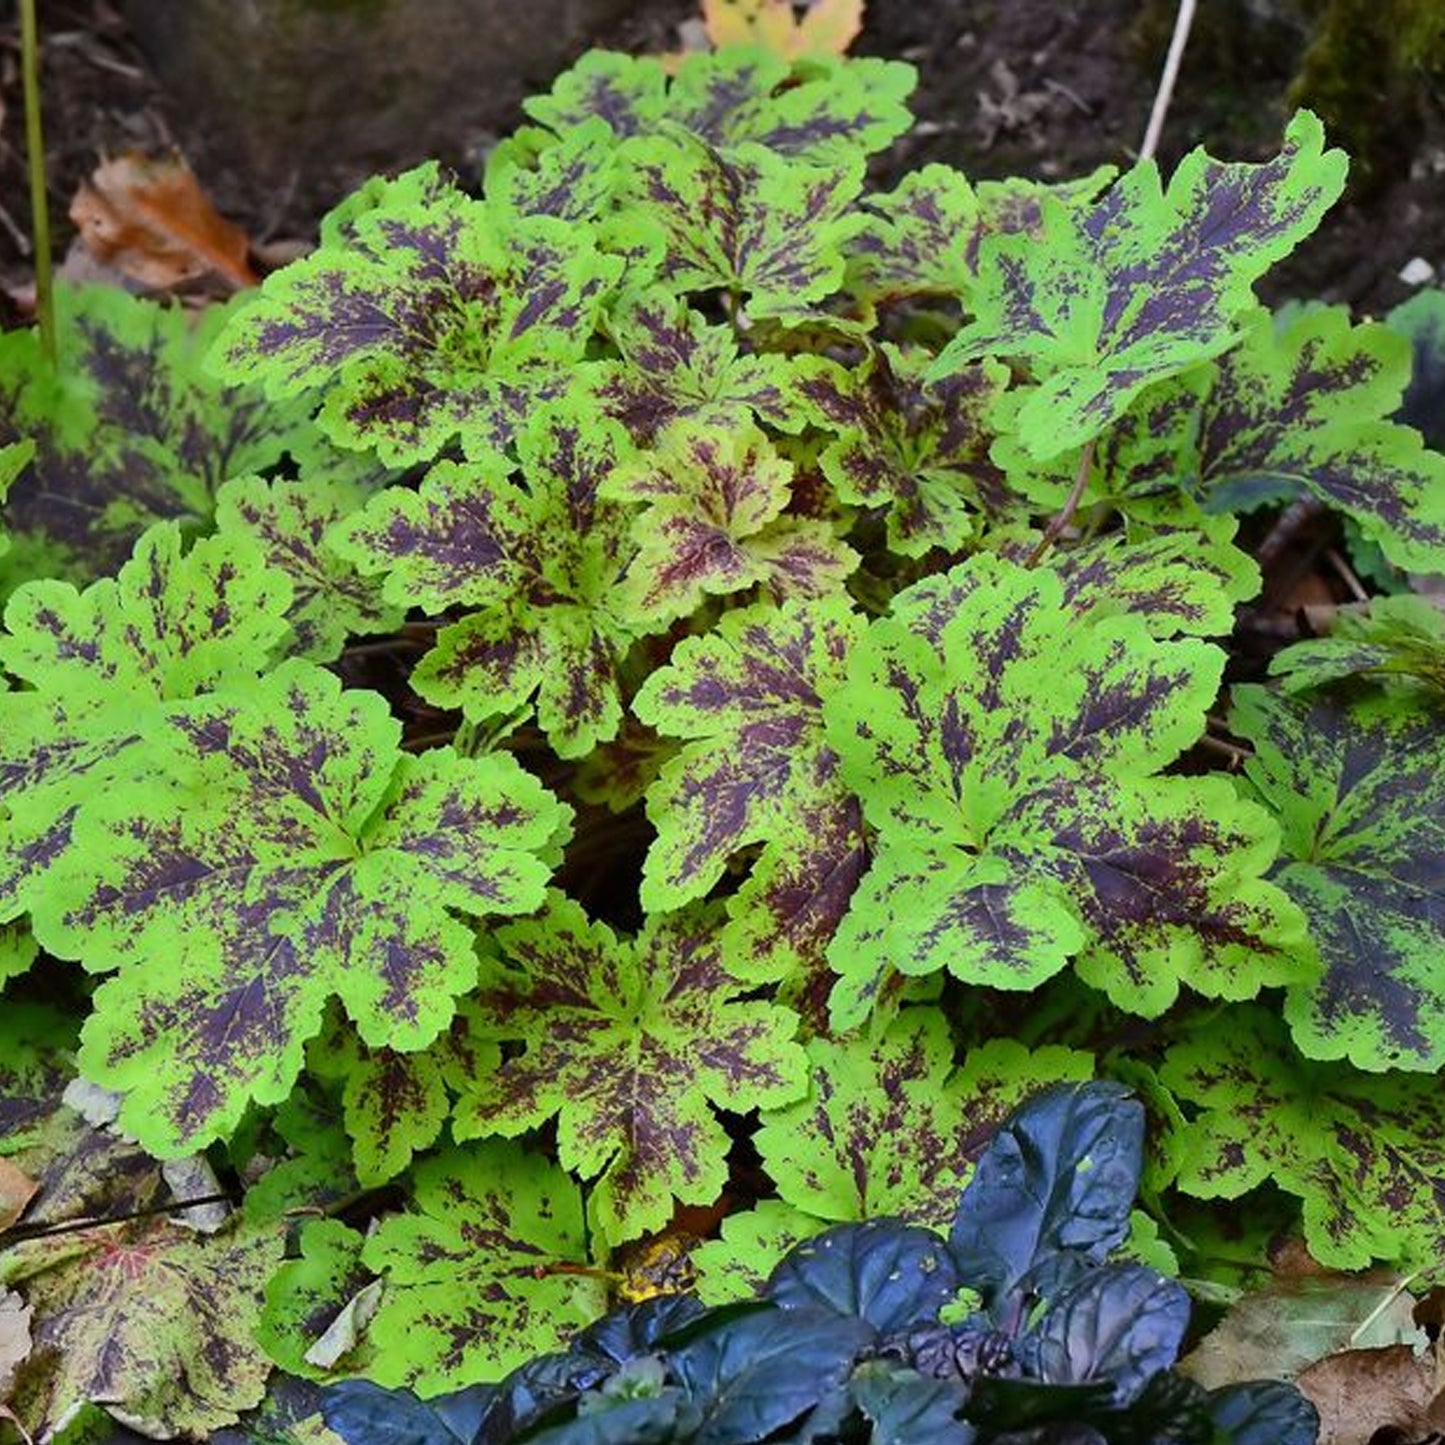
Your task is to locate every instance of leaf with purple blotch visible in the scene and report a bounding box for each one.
[666,47,915,163]
[632,596,864,917]
[214,165,621,465]
[823,554,1309,1028]
[931,110,1346,460]
[0,523,292,934]
[29,660,565,1156]
[757,1009,1094,1226]
[214,474,403,662]
[1270,594,1445,695]
[1231,685,1445,1072]
[612,132,865,316]
[484,118,621,223]
[451,892,808,1242]
[334,403,643,757]
[591,287,820,446]
[798,344,1013,553]
[361,1140,606,1390]
[1191,307,1445,572]
[1163,1005,1445,1270]
[0,285,309,593]
[523,49,668,140]
[602,423,857,622]
[309,1024,467,1188]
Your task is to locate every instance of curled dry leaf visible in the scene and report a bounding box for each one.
[69,152,258,293]
[1296,1343,1445,1445]
[0,1161,38,1233]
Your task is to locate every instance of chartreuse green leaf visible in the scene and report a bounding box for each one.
[308,1025,464,1188]
[690,1199,821,1305]
[214,474,403,662]
[590,287,820,447]
[612,131,865,316]
[0,285,312,593]
[451,893,807,1243]
[1163,1006,1445,1270]
[213,164,621,465]
[932,110,1346,459]
[756,1009,1093,1225]
[0,522,292,947]
[361,1140,606,1391]
[334,403,641,758]
[1,1208,283,1439]
[31,660,564,1155]
[824,554,1307,1027]
[525,45,913,164]
[259,1220,377,1380]
[1230,685,1445,1071]
[485,118,622,225]
[1002,305,1445,574]
[797,345,1013,554]
[243,1086,359,1226]
[633,596,864,908]
[602,423,856,623]
[1271,594,1445,694]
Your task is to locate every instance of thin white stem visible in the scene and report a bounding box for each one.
[1139,0,1198,162]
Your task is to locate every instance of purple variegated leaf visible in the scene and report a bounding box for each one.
[452,893,808,1242]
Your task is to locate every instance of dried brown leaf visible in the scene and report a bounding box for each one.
[701,0,862,58]
[68,151,258,293]
[1297,1343,1445,1445]
[0,1289,32,1398]
[0,1159,38,1233]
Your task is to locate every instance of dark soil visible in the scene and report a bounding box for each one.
[1,0,1442,316]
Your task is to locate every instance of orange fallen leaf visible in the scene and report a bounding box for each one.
[69,151,258,293]
[701,0,863,58]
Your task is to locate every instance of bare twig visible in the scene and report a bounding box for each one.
[19,0,54,361]
[1140,0,1198,162]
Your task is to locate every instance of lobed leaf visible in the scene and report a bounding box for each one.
[932,110,1347,459]
[452,894,808,1242]
[362,1141,606,1391]
[32,661,564,1154]
[1163,1006,1445,1270]
[1232,685,1445,1071]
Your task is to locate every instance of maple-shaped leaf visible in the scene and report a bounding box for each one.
[31,660,564,1154]
[258,1220,377,1380]
[612,132,864,316]
[484,118,622,224]
[1163,1006,1445,1270]
[214,474,403,662]
[1271,595,1445,695]
[632,596,864,913]
[1,1210,282,1439]
[823,554,1308,1027]
[591,287,819,446]
[242,1086,359,1227]
[452,893,808,1242]
[0,285,309,591]
[525,46,912,165]
[360,1140,606,1390]
[798,344,1013,553]
[0,523,292,932]
[1192,308,1445,572]
[690,1199,820,1304]
[309,1025,465,1188]
[602,423,856,622]
[69,150,258,292]
[334,403,642,757]
[213,164,621,465]
[930,110,1346,460]
[756,1010,1094,1226]
[1230,685,1445,1072]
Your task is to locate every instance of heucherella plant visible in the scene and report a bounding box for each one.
[3,25,1445,1434]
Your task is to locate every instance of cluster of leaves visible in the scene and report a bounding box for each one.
[322,1085,1317,1445]
[3,16,1445,1440]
